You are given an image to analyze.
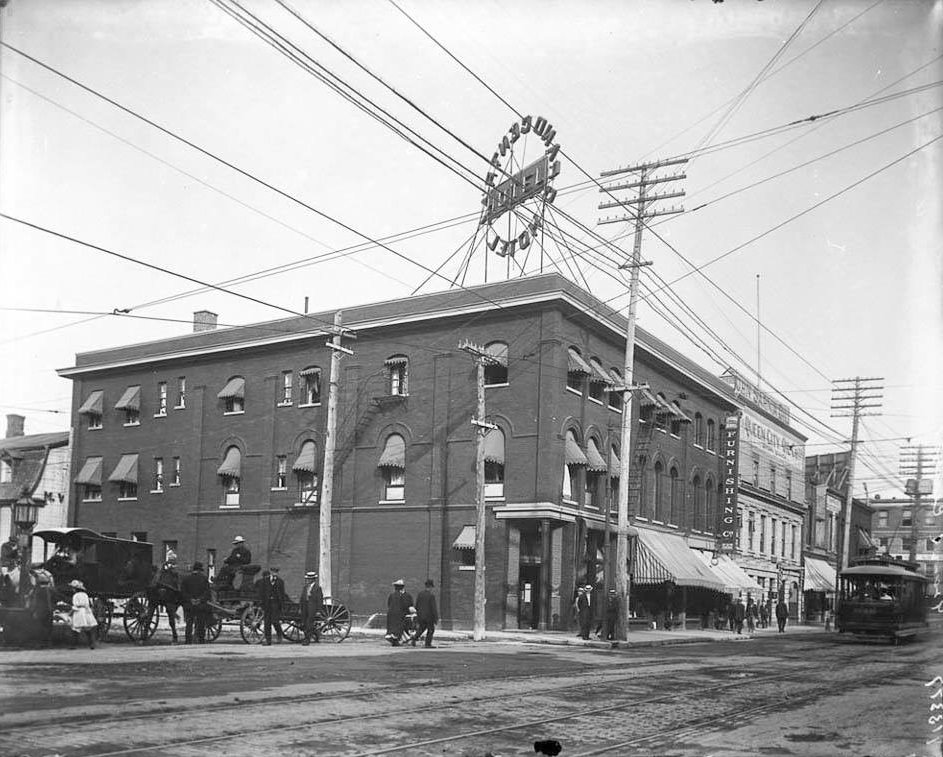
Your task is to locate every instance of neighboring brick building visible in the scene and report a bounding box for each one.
[868,493,941,577]
[59,273,761,630]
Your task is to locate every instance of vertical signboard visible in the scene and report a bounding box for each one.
[718,415,741,553]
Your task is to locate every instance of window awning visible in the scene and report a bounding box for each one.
[484,342,508,367]
[378,434,406,469]
[299,366,320,377]
[78,390,104,416]
[452,525,477,550]
[632,527,725,591]
[74,456,103,486]
[584,439,607,473]
[292,441,317,473]
[108,454,138,484]
[671,402,693,424]
[217,377,245,400]
[564,433,587,466]
[114,385,141,411]
[384,355,408,366]
[694,551,763,596]
[804,556,836,593]
[653,394,675,416]
[609,448,621,479]
[589,359,614,385]
[857,528,877,549]
[483,428,505,464]
[567,348,592,375]
[217,447,242,478]
[638,387,659,408]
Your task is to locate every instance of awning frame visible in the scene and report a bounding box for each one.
[108,454,139,484]
[114,385,141,411]
[78,390,104,416]
[452,525,477,550]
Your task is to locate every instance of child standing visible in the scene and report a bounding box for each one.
[69,580,98,649]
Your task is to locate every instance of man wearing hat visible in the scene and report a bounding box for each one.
[181,561,211,644]
[300,571,324,645]
[385,579,411,646]
[410,579,439,648]
[153,556,181,644]
[256,567,289,645]
[215,536,252,590]
[576,585,592,640]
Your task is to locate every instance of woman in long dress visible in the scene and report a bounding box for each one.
[69,580,98,649]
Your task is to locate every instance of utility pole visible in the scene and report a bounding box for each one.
[900,444,939,562]
[831,376,884,573]
[319,311,354,600]
[459,340,500,641]
[598,157,687,639]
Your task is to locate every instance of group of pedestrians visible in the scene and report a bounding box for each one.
[385,578,438,647]
[575,584,620,640]
[724,596,790,635]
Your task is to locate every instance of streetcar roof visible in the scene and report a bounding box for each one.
[840,564,928,581]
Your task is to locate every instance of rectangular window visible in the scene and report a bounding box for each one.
[878,537,888,547]
[760,515,767,554]
[298,472,318,504]
[131,531,147,542]
[0,459,10,483]
[748,512,756,552]
[274,456,287,489]
[152,458,164,492]
[791,524,798,560]
[119,482,138,500]
[224,396,244,414]
[780,522,786,557]
[902,538,914,554]
[206,548,217,581]
[706,420,716,452]
[83,485,102,502]
[584,471,600,508]
[301,369,321,405]
[390,364,407,396]
[281,371,293,405]
[786,471,792,501]
[384,468,405,501]
[223,477,240,507]
[877,510,888,527]
[901,509,912,527]
[87,413,103,430]
[124,408,140,426]
[484,461,505,499]
[769,466,776,495]
[171,457,181,486]
[162,540,177,562]
[156,382,168,416]
[588,381,605,403]
[771,518,777,556]
[752,459,760,487]
[175,377,186,409]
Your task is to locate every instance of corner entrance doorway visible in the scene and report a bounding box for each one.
[519,564,541,629]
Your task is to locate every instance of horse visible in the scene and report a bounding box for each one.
[144,565,183,643]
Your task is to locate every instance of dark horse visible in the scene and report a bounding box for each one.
[141,564,183,643]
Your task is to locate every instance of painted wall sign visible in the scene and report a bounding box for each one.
[718,414,741,554]
[720,368,791,424]
[738,410,805,473]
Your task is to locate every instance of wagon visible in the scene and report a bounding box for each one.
[239,598,353,645]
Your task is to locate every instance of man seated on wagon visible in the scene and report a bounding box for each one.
[1,534,20,574]
[213,536,252,590]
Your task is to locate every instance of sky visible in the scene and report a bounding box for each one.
[0,0,940,498]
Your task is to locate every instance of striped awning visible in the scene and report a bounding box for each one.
[292,441,317,473]
[74,456,103,486]
[378,434,406,469]
[564,432,587,466]
[589,359,614,385]
[804,556,836,593]
[671,402,693,423]
[452,525,476,550]
[108,454,138,484]
[114,385,141,411]
[584,439,607,473]
[217,377,245,399]
[695,551,762,596]
[483,428,505,464]
[609,448,621,479]
[217,447,241,478]
[484,342,508,367]
[299,366,320,377]
[384,355,408,366]
[567,348,592,375]
[632,527,725,591]
[78,390,104,416]
[638,387,659,408]
[653,394,675,416]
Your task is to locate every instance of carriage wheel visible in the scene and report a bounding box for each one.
[123,591,159,641]
[92,596,112,639]
[239,605,265,645]
[278,618,305,644]
[205,612,223,643]
[318,601,351,643]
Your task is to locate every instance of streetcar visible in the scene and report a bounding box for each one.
[835,555,929,644]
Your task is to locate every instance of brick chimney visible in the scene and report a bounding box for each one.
[193,310,218,333]
[5,414,24,438]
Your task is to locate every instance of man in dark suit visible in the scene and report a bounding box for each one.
[577,586,592,640]
[410,579,439,648]
[256,567,289,645]
[215,536,252,589]
[300,570,323,645]
[385,579,409,646]
[180,561,212,644]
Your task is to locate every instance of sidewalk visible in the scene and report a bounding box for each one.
[351,622,826,649]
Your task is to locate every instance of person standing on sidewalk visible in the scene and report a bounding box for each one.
[181,561,212,644]
[386,579,409,646]
[604,589,620,640]
[775,598,788,633]
[733,597,746,635]
[745,597,758,635]
[300,571,323,645]
[576,587,592,640]
[257,567,289,645]
[410,579,438,647]
[68,580,98,649]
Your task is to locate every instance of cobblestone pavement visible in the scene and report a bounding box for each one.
[0,629,939,756]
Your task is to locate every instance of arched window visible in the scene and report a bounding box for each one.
[669,466,680,524]
[588,358,611,403]
[609,444,621,515]
[694,413,704,446]
[584,438,606,507]
[293,440,319,505]
[692,475,703,531]
[636,455,647,518]
[562,429,586,501]
[217,376,245,414]
[483,342,509,386]
[385,355,408,397]
[653,460,664,520]
[217,445,242,507]
[706,476,716,533]
[484,428,505,498]
[300,367,321,405]
[706,418,716,452]
[378,433,406,501]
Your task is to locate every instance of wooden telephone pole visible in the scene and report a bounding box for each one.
[900,444,939,562]
[597,157,687,639]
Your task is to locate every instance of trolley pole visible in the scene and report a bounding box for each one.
[319,311,354,600]
[831,376,884,573]
[598,157,687,639]
[900,444,939,563]
[459,340,500,641]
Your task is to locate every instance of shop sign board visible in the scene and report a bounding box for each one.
[718,414,740,553]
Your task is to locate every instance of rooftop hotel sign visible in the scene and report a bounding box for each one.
[718,415,741,554]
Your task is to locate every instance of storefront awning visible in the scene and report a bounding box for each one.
[452,525,476,550]
[78,390,103,416]
[217,447,242,478]
[695,551,763,596]
[632,527,725,591]
[483,428,504,464]
[589,359,614,385]
[114,385,141,411]
[378,434,405,469]
[567,348,592,375]
[108,454,138,484]
[609,448,621,479]
[74,456,103,486]
[564,433,587,466]
[217,377,245,400]
[804,556,836,593]
[292,441,317,473]
[584,439,607,473]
